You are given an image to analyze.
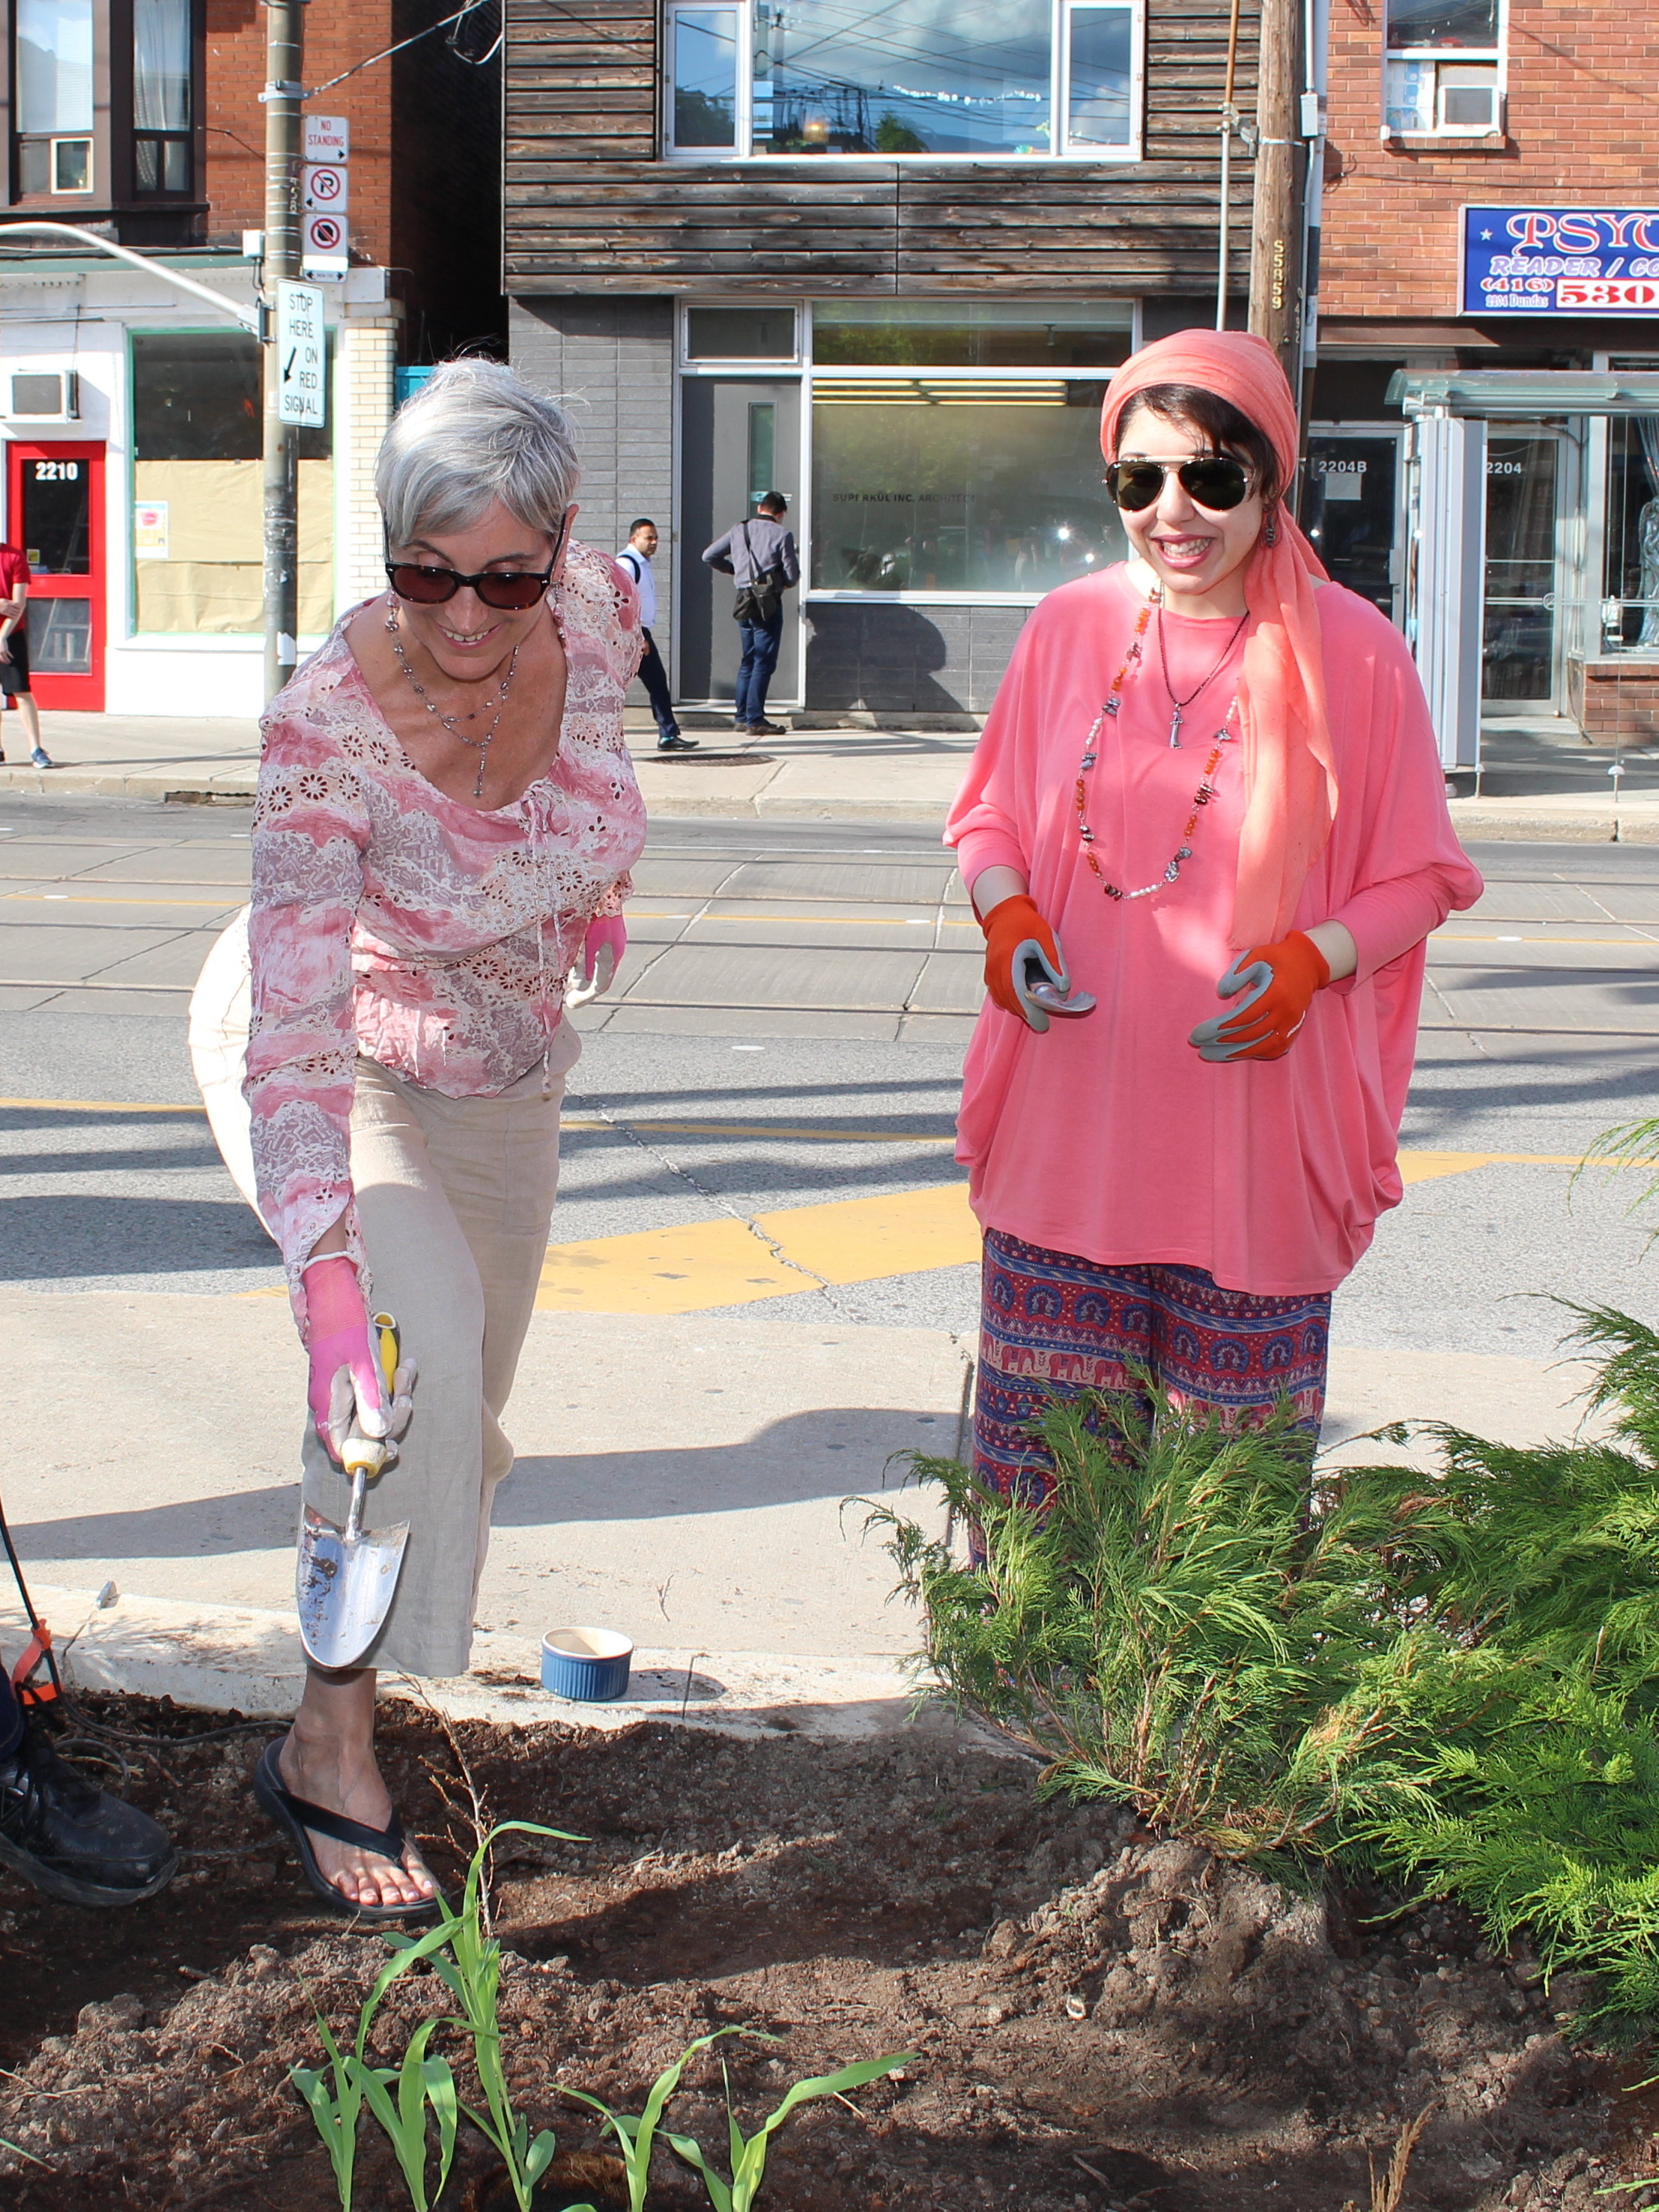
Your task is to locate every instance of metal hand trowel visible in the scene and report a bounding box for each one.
[1013,940,1097,1033]
[296,1313,409,1670]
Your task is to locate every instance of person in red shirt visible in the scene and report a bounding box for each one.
[0,544,55,768]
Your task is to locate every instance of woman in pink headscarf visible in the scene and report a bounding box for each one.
[947,328,1482,1500]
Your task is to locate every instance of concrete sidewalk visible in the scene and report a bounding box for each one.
[0,1284,1610,1725]
[9,702,1659,837]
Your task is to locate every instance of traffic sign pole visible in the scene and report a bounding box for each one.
[261,0,306,704]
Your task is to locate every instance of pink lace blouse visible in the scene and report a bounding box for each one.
[244,541,646,1307]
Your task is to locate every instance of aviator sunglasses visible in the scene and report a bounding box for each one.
[1105,454,1255,514]
[384,518,570,611]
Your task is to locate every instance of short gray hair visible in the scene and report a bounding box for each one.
[376,359,581,550]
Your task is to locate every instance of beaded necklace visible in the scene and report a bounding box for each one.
[1073,582,1243,904]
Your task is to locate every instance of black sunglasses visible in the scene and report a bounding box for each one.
[385,561,554,610]
[1105,455,1255,514]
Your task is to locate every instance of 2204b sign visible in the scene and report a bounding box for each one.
[1463,205,1659,315]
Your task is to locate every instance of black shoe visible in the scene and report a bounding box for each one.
[0,1717,178,1906]
[657,732,700,752]
[747,717,788,735]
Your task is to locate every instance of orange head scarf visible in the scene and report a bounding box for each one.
[1100,329,1335,947]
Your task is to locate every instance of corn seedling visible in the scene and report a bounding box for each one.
[291,1923,470,2212]
[663,2052,915,2211]
[873,1320,1659,2029]
[402,1819,589,2212]
[357,2017,458,2212]
[561,2027,750,2212]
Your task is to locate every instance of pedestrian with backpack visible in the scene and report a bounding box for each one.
[616,518,697,751]
[702,490,799,735]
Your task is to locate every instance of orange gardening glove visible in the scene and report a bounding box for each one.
[1189,929,1331,1063]
[980,894,1068,1027]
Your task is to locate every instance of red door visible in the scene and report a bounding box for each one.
[6,442,104,710]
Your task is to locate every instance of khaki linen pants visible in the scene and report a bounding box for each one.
[297,1043,577,1677]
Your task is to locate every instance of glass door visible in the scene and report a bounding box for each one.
[1303,430,1402,624]
[6,440,103,709]
[1483,428,1565,705]
[678,377,801,706]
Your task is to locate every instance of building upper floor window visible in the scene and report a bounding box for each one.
[665,0,1141,160]
[1383,0,1502,136]
[134,0,192,192]
[11,0,198,204]
[16,0,94,193]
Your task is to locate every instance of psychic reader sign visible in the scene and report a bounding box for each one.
[1464,206,1659,315]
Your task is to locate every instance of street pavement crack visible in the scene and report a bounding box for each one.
[574,1099,869,1322]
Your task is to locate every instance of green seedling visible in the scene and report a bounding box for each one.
[291,1923,468,2211]
[398,1820,590,2212]
[561,2026,750,2212]
[664,2052,915,2211]
[357,2017,458,2211]
[0,2135,47,2168]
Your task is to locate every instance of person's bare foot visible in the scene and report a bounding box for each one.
[278,1724,437,1910]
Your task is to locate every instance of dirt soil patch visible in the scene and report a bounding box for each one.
[0,1693,1652,2211]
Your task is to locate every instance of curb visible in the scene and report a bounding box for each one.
[0,1581,990,1748]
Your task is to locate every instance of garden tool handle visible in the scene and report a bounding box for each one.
[339,1315,401,1478]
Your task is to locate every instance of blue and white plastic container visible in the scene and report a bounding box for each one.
[540,1626,634,1702]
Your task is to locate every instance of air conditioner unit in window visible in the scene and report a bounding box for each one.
[8,371,79,421]
[1439,76,1499,131]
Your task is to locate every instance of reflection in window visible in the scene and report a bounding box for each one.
[812,298,1132,368]
[1603,418,1659,654]
[753,0,1050,154]
[132,333,333,636]
[135,0,193,193]
[1385,0,1496,45]
[1068,6,1133,147]
[667,0,1140,157]
[16,0,94,193]
[812,381,1123,592]
[671,8,739,148]
[16,0,93,133]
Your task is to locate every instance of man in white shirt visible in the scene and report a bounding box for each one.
[616,519,697,752]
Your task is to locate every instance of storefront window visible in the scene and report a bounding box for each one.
[812,380,1121,592]
[131,332,332,636]
[1603,416,1659,653]
[813,299,1132,368]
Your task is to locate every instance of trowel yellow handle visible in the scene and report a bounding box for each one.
[339,1315,401,1477]
[374,1312,400,1394]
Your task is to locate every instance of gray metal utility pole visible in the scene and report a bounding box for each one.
[261,0,306,703]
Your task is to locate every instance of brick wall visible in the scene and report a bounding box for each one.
[1320,1,1659,320]
[203,0,397,265]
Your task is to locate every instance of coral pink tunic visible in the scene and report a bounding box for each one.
[947,565,1484,1296]
[246,541,646,1305]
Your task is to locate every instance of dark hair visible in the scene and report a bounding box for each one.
[1114,383,1280,506]
[757,490,787,514]
[628,517,655,535]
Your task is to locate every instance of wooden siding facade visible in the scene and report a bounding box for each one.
[503,0,1259,299]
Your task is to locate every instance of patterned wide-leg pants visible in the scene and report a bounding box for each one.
[973,1228,1332,1507]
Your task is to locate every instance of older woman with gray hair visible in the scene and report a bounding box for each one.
[234,359,645,1915]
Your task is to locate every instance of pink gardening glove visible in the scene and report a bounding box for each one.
[566,914,626,1007]
[303,1254,389,1465]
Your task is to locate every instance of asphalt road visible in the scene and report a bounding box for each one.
[1,791,1658,1361]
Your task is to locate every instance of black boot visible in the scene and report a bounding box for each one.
[0,1716,178,1906]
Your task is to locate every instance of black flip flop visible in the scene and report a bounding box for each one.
[253,1741,442,1922]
